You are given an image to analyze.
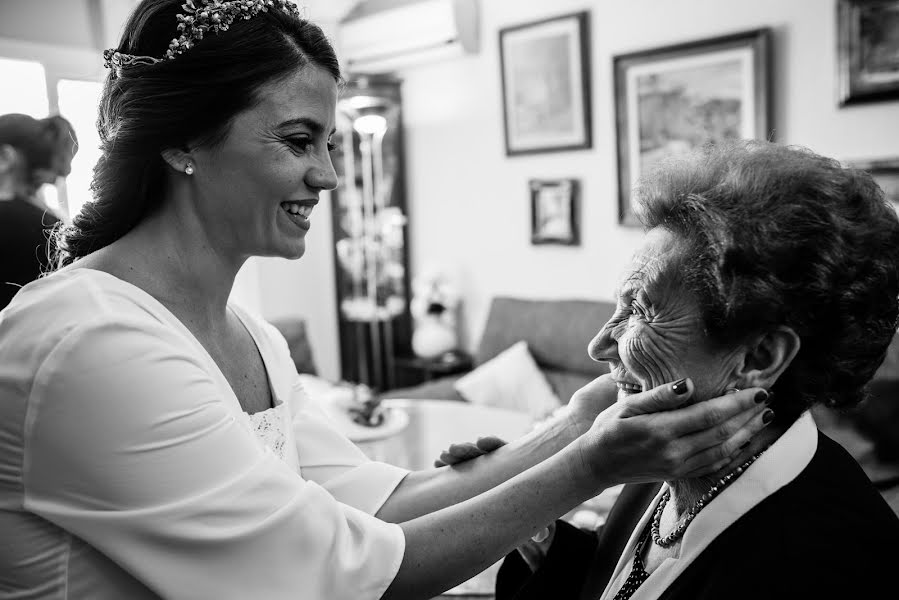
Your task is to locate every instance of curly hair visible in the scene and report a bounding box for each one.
[51,0,341,267]
[638,140,899,421]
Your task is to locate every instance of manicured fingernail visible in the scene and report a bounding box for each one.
[754,390,768,404]
[672,378,689,394]
[762,409,775,424]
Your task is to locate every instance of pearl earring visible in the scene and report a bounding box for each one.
[184,163,194,175]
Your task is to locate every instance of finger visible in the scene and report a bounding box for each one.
[475,436,507,452]
[448,444,483,460]
[617,377,695,418]
[438,451,460,465]
[439,446,484,466]
[661,387,769,437]
[679,407,775,477]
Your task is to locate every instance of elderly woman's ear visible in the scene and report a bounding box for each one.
[732,326,801,390]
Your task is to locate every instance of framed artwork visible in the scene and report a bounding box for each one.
[530,179,579,245]
[837,0,899,106]
[613,29,772,226]
[849,158,899,204]
[499,11,592,156]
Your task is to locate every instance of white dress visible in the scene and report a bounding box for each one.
[0,268,409,600]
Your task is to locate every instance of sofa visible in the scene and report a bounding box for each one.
[379,295,899,514]
[381,297,615,406]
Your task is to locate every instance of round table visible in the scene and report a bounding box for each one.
[354,398,535,470]
[353,399,535,598]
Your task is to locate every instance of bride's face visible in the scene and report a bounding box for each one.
[188,65,338,261]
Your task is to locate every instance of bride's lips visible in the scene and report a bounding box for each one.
[280,199,317,231]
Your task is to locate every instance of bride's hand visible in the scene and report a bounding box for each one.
[576,376,771,485]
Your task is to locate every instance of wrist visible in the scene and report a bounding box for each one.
[565,435,610,498]
[564,407,592,439]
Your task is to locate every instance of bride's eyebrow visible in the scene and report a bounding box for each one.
[274,117,336,138]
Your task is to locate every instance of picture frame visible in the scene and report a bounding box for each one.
[848,158,899,204]
[837,0,899,106]
[530,179,579,246]
[613,29,772,226]
[499,11,592,156]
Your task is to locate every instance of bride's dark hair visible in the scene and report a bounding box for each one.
[52,0,341,267]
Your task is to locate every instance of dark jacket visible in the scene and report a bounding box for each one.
[0,197,58,310]
[496,432,899,600]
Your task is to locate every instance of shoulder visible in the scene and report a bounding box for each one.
[1,269,202,384]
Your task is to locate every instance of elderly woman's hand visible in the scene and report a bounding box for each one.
[433,436,507,468]
[576,375,771,485]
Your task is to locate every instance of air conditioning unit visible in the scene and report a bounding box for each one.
[338,0,479,74]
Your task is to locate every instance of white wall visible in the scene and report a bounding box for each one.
[389,0,899,352]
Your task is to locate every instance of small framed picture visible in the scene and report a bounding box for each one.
[499,11,592,156]
[849,158,899,204]
[530,179,579,246]
[837,0,899,106]
[613,29,772,226]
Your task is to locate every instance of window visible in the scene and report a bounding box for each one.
[0,57,49,117]
[57,79,102,219]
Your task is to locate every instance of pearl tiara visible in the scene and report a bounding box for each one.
[103,0,302,72]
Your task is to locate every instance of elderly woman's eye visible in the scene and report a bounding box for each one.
[630,302,646,317]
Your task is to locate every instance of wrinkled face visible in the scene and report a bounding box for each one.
[188,65,338,260]
[588,228,741,403]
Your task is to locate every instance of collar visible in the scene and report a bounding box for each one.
[598,411,818,600]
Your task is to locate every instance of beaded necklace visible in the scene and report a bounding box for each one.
[650,449,765,548]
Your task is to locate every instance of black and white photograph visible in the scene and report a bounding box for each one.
[1,1,898,599]
[530,178,579,245]
[614,29,771,225]
[838,0,899,105]
[499,11,592,155]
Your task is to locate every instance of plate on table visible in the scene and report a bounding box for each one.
[326,404,410,443]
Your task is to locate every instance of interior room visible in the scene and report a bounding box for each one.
[2,1,899,598]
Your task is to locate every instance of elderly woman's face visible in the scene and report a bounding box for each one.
[188,65,338,260]
[589,228,740,403]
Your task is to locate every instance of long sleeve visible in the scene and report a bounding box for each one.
[21,316,405,600]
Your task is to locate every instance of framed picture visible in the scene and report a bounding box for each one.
[530,179,579,245]
[837,0,899,106]
[849,158,899,204]
[613,29,772,226]
[499,12,592,156]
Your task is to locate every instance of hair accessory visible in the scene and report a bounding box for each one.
[650,448,766,547]
[184,163,194,175]
[102,0,302,72]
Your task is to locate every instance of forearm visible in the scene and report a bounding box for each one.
[381,439,604,600]
[376,413,581,523]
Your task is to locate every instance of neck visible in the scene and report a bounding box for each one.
[99,200,245,333]
[667,421,787,516]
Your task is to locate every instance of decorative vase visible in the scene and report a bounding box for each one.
[411,317,457,359]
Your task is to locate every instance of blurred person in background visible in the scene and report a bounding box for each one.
[0,113,77,309]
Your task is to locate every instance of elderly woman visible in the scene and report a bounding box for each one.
[0,2,772,599]
[495,141,899,600]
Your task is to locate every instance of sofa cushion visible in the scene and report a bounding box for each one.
[475,297,614,379]
[455,341,562,419]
